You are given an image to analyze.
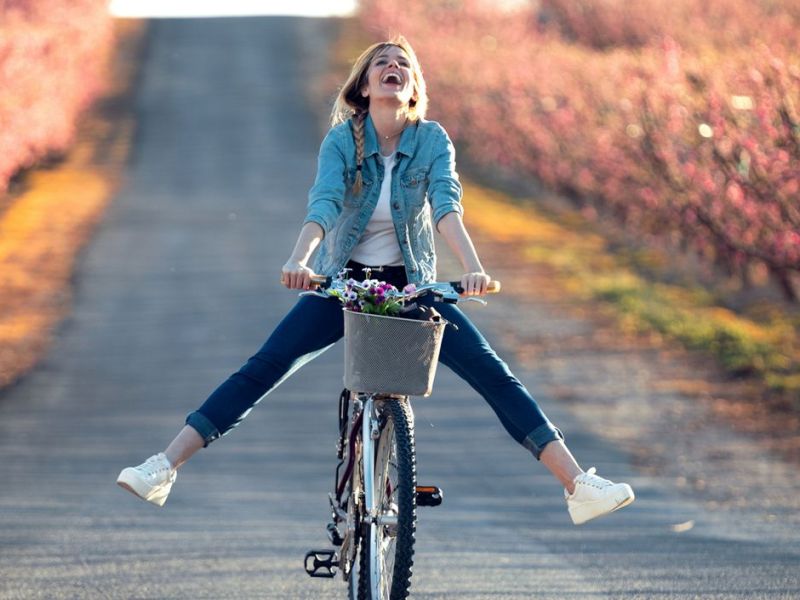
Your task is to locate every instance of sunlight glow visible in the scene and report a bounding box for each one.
[108,0,357,18]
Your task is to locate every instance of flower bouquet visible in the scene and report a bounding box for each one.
[328,277,418,316]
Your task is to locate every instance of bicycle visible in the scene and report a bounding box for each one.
[301,270,500,599]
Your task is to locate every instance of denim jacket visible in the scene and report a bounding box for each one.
[304,114,463,285]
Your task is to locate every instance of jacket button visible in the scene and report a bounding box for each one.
[392,203,400,209]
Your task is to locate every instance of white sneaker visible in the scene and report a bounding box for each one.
[117,453,176,507]
[565,467,634,525]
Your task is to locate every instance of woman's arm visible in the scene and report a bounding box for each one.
[284,125,348,290]
[281,221,324,289]
[436,212,491,295]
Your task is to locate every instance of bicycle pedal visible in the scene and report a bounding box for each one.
[304,549,338,578]
[416,485,444,507]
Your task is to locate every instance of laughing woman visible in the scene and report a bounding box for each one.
[117,35,634,525]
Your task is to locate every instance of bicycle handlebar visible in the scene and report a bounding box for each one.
[306,275,501,303]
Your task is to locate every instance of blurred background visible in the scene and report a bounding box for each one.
[1,0,797,405]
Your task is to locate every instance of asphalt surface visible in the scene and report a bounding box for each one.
[1,16,798,600]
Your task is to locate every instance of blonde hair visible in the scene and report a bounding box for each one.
[330,35,428,195]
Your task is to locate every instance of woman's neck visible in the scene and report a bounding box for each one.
[370,107,408,138]
[370,106,409,156]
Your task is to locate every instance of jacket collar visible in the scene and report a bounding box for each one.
[362,113,418,158]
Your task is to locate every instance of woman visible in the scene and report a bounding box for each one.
[117,36,634,525]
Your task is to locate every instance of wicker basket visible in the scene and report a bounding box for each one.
[343,309,446,397]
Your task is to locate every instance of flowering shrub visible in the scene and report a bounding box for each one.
[0,0,114,192]
[328,278,417,316]
[359,0,800,300]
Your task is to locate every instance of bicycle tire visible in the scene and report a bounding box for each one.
[359,398,417,599]
[351,533,367,600]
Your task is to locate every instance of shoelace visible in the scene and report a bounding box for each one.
[140,454,171,478]
[576,467,613,490]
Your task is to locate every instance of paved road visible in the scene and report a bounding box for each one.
[1,17,798,600]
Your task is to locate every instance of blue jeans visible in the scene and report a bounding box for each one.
[186,270,563,459]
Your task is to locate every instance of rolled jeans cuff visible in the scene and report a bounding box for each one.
[522,422,564,460]
[186,411,221,448]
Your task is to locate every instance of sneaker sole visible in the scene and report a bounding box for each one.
[116,470,171,507]
[568,484,635,525]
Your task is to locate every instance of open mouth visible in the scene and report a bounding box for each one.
[381,73,403,86]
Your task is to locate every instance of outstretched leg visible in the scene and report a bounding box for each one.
[117,295,344,506]
[430,300,634,524]
[431,300,563,457]
[184,294,344,446]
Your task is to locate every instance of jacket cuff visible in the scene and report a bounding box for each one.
[433,205,464,230]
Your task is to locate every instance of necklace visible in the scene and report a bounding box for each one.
[380,119,409,140]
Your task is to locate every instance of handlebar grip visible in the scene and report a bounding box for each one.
[280,273,330,288]
[450,280,502,294]
[310,274,332,287]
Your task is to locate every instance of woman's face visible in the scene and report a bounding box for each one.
[361,45,416,107]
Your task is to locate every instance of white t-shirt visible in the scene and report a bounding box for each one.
[349,153,404,266]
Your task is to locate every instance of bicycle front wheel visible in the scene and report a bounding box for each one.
[360,398,416,599]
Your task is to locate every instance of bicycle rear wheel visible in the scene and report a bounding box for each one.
[359,398,416,599]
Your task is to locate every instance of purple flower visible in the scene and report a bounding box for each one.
[402,283,417,294]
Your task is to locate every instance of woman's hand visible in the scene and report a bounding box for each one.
[460,271,491,296]
[281,261,316,290]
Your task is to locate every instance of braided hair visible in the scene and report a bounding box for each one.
[330,35,428,196]
[351,109,368,196]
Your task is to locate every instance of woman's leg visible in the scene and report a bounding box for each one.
[430,301,635,522]
[430,301,582,488]
[432,302,561,451]
[175,294,345,459]
[118,295,345,505]
[539,440,582,494]
[164,425,205,469]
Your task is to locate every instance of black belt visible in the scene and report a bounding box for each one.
[345,260,408,290]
